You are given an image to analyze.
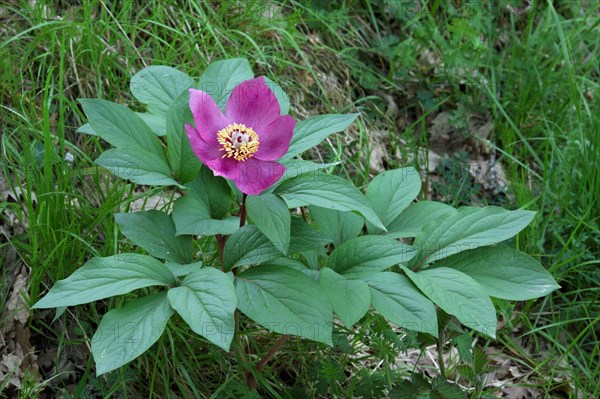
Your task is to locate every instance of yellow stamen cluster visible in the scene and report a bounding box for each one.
[217,123,259,161]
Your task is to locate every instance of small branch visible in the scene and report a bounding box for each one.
[234,311,250,366]
[437,335,446,377]
[246,334,291,389]
[215,234,225,270]
[436,309,447,377]
[300,206,308,222]
[239,193,248,228]
[256,334,290,372]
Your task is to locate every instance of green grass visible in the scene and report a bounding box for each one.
[1,0,598,397]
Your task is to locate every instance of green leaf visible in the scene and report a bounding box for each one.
[114,210,193,264]
[390,374,433,399]
[432,246,560,300]
[246,193,291,254]
[320,268,370,328]
[273,159,340,189]
[130,65,194,115]
[284,114,360,159]
[267,258,320,280]
[165,261,202,277]
[263,76,290,115]
[136,112,166,136]
[76,123,96,135]
[92,292,174,375]
[274,172,385,231]
[235,266,333,345]
[190,167,233,219]
[198,58,254,109]
[309,206,364,246]
[366,167,422,228]
[168,268,236,351]
[413,206,536,265]
[172,198,239,236]
[78,99,164,157]
[403,267,496,337]
[171,169,238,236]
[287,217,332,252]
[166,90,202,183]
[363,272,438,337]
[386,201,457,239]
[430,377,466,399]
[453,333,473,363]
[223,225,280,270]
[32,254,175,308]
[223,219,331,270]
[329,236,417,278]
[95,148,183,188]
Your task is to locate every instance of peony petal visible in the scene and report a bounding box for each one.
[231,159,286,195]
[254,114,295,161]
[186,124,222,162]
[189,89,227,146]
[225,77,280,134]
[203,156,240,181]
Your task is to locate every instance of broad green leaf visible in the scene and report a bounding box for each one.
[166,91,202,183]
[363,272,438,336]
[76,123,96,135]
[96,148,183,188]
[284,114,360,159]
[299,248,322,271]
[92,292,174,375]
[413,206,536,265]
[78,99,164,157]
[309,206,363,246]
[172,197,239,236]
[130,65,194,115]
[329,236,417,278]
[263,76,290,115]
[189,167,233,220]
[267,258,320,280]
[247,193,291,254]
[320,268,370,328]
[366,167,422,227]
[171,170,237,236]
[32,254,175,308]
[286,218,332,253]
[136,112,166,136]
[273,159,340,189]
[165,261,202,277]
[114,210,193,264]
[403,267,496,337]
[223,219,331,270]
[198,58,254,109]
[274,172,385,231]
[168,268,236,350]
[235,266,333,345]
[432,247,560,300]
[223,225,281,270]
[386,201,457,239]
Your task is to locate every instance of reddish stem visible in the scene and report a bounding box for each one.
[246,335,291,389]
[215,234,225,270]
[239,193,248,228]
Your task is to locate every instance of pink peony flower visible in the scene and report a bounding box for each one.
[186,77,295,195]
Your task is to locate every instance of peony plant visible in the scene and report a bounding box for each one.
[32,58,559,388]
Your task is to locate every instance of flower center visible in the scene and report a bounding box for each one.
[217,123,259,161]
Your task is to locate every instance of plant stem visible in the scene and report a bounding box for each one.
[437,327,446,377]
[215,234,225,270]
[246,334,291,389]
[300,206,308,222]
[234,312,251,370]
[239,193,248,228]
